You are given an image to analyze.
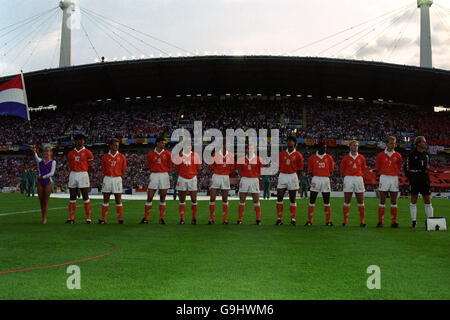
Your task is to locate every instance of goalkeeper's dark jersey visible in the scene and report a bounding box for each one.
[404,149,430,181]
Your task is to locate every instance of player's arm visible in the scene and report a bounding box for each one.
[167,151,173,169]
[101,155,106,174]
[340,157,346,177]
[86,150,94,176]
[307,157,313,176]
[146,153,152,172]
[362,156,367,173]
[122,155,127,175]
[195,153,202,171]
[329,155,335,176]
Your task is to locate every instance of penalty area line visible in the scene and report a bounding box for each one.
[0,239,118,274]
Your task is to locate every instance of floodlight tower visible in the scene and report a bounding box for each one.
[59,0,75,68]
[417,0,433,68]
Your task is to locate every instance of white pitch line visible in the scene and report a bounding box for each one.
[0,206,68,217]
[0,201,106,217]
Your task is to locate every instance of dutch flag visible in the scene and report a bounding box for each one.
[0,74,30,120]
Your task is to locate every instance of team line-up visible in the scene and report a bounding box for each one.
[31,134,433,228]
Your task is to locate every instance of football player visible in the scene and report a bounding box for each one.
[375,136,402,228]
[236,143,264,225]
[209,139,235,225]
[306,142,335,226]
[340,140,367,227]
[99,138,127,224]
[275,136,304,226]
[174,140,202,225]
[140,137,172,224]
[66,134,94,224]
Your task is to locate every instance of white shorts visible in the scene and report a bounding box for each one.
[102,176,123,194]
[310,176,331,193]
[177,176,198,191]
[239,177,260,194]
[68,171,90,189]
[148,172,170,190]
[211,174,230,190]
[379,175,399,192]
[277,173,299,191]
[343,176,365,193]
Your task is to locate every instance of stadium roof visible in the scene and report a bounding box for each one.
[2,56,450,107]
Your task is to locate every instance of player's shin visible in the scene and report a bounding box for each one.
[343,203,350,223]
[159,202,166,221]
[144,202,152,220]
[358,203,365,224]
[222,202,229,222]
[390,204,398,223]
[276,201,283,221]
[424,204,433,218]
[324,204,331,223]
[209,202,215,221]
[289,203,297,221]
[116,203,123,221]
[102,203,109,222]
[179,203,186,221]
[410,203,417,221]
[308,204,315,223]
[378,204,385,223]
[191,202,198,220]
[238,203,245,222]
[84,199,91,220]
[69,200,76,220]
[254,202,261,221]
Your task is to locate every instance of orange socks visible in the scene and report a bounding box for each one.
[159,202,166,221]
[179,203,186,221]
[191,203,198,220]
[391,205,398,224]
[238,203,245,222]
[358,204,365,224]
[276,202,283,221]
[324,204,331,223]
[254,203,261,221]
[308,204,315,223]
[144,202,152,220]
[343,203,350,224]
[102,203,109,221]
[209,202,215,221]
[84,200,91,220]
[222,202,229,222]
[69,200,76,220]
[116,203,123,221]
[378,204,385,223]
[289,203,297,222]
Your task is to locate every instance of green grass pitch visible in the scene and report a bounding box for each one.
[0,193,448,300]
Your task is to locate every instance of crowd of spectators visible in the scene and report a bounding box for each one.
[1,98,449,147]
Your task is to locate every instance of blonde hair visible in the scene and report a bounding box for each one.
[387,136,396,143]
[414,136,425,145]
[349,140,359,147]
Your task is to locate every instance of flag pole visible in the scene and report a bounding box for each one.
[20,70,34,148]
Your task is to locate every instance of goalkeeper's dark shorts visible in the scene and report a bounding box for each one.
[409,177,431,196]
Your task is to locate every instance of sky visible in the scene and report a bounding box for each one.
[0,0,449,76]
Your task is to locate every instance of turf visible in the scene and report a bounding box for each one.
[0,193,448,300]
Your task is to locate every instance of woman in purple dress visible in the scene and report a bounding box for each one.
[32,146,56,224]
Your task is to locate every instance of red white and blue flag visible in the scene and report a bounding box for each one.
[0,74,30,120]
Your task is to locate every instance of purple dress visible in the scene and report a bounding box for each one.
[34,153,56,187]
